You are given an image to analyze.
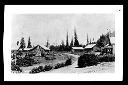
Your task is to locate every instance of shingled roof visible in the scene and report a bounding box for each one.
[72,47,84,50]
[84,44,96,49]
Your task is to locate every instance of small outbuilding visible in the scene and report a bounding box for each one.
[72,47,84,53]
[84,44,96,53]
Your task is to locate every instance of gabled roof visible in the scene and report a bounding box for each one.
[84,44,96,49]
[72,47,84,50]
[103,45,113,48]
[41,45,50,50]
[24,48,33,50]
[32,45,50,51]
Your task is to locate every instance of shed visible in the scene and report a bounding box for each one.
[40,45,50,51]
[72,47,84,52]
[84,44,96,52]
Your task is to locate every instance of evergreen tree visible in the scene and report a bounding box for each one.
[93,38,94,42]
[70,36,74,47]
[61,40,65,46]
[17,41,19,46]
[74,29,79,47]
[27,37,32,48]
[58,40,65,51]
[87,33,89,45]
[19,37,26,50]
[96,34,105,47]
[106,31,111,45]
[66,31,69,47]
[90,38,91,44]
[96,33,111,48]
[46,39,50,47]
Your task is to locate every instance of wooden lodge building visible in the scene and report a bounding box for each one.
[28,45,50,56]
[84,43,96,53]
[11,44,50,58]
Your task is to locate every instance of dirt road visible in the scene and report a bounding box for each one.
[45,53,115,73]
[20,53,115,73]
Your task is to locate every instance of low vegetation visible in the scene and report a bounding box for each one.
[16,55,38,67]
[98,54,115,62]
[29,57,72,74]
[54,62,65,69]
[78,53,115,68]
[11,49,115,73]
[78,53,99,67]
[11,62,22,72]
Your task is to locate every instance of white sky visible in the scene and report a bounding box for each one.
[11,14,115,48]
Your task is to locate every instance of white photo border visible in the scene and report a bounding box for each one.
[4,5,123,81]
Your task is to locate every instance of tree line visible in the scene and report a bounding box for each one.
[16,28,112,52]
[17,36,32,50]
[16,29,81,51]
[49,29,81,51]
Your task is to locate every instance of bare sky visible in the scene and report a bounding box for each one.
[11,14,115,48]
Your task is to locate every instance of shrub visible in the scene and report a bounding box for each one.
[29,55,74,73]
[54,62,65,69]
[98,54,115,62]
[11,64,22,72]
[54,63,60,69]
[78,53,99,67]
[65,58,72,66]
[29,67,38,73]
[60,62,65,67]
[43,65,53,71]
[29,66,44,74]
[16,55,37,67]
[54,57,73,69]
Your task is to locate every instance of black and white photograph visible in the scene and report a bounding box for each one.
[4,5,123,81]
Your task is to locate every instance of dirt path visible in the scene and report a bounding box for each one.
[45,62,115,73]
[44,53,115,73]
[63,53,79,67]
[20,53,115,73]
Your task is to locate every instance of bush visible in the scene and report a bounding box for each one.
[54,58,72,69]
[11,64,22,72]
[43,65,53,71]
[29,66,44,73]
[65,58,72,66]
[98,54,115,62]
[54,62,65,69]
[16,55,37,67]
[29,55,74,73]
[30,65,54,74]
[78,53,99,67]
